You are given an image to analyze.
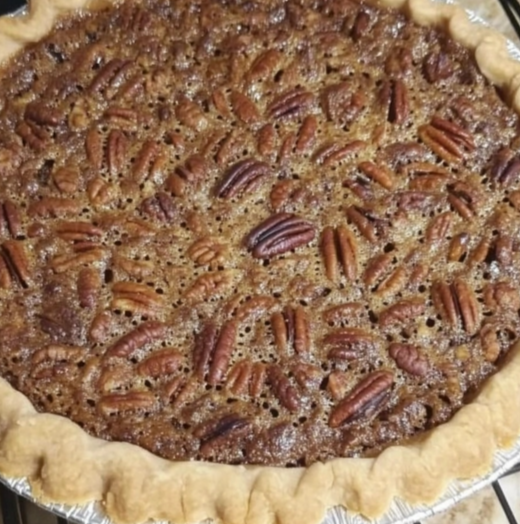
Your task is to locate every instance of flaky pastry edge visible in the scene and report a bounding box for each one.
[1,1,520,523]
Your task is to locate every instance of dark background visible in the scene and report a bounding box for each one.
[0,0,26,16]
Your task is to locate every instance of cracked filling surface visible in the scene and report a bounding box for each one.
[0,0,520,466]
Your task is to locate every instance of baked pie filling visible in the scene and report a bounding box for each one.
[0,0,520,468]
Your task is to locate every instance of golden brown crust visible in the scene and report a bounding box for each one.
[0,1,520,523]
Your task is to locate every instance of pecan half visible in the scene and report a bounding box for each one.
[291,362,322,390]
[329,370,393,428]
[388,343,428,376]
[132,141,165,184]
[77,268,101,308]
[175,95,208,131]
[52,166,80,194]
[379,79,409,125]
[468,237,491,267]
[166,154,208,196]
[363,253,394,286]
[24,101,63,127]
[432,279,480,335]
[227,360,266,397]
[480,323,502,363]
[89,311,113,343]
[345,206,388,243]
[267,365,301,412]
[0,201,22,239]
[324,328,378,361]
[196,414,252,457]
[385,47,413,76]
[105,321,167,358]
[257,124,277,158]
[111,282,166,317]
[1,240,31,288]
[245,213,315,259]
[322,302,364,324]
[269,180,303,211]
[55,221,103,242]
[295,115,318,153]
[448,232,470,262]
[247,49,283,81]
[16,121,48,151]
[378,298,425,327]
[107,129,128,176]
[31,345,86,367]
[137,349,182,378]
[51,248,107,273]
[98,391,156,416]
[88,58,132,94]
[87,177,117,207]
[327,371,350,401]
[489,147,520,186]
[419,116,475,164]
[406,162,451,191]
[271,306,310,355]
[226,359,252,395]
[423,51,453,83]
[216,158,271,199]
[425,211,453,245]
[313,140,365,166]
[230,91,260,124]
[321,225,357,282]
[267,88,313,119]
[185,269,238,301]
[188,237,227,269]
[351,10,370,41]
[483,282,520,313]
[193,320,237,385]
[140,192,176,222]
[85,128,104,170]
[447,182,480,219]
[358,161,395,190]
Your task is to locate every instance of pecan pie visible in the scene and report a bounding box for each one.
[1,0,520,523]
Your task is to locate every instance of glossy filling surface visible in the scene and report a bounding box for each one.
[0,0,519,466]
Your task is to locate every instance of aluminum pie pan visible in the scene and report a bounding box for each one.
[2,2,520,524]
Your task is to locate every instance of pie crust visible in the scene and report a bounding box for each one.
[0,1,520,524]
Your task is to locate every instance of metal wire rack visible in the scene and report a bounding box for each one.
[0,0,519,522]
